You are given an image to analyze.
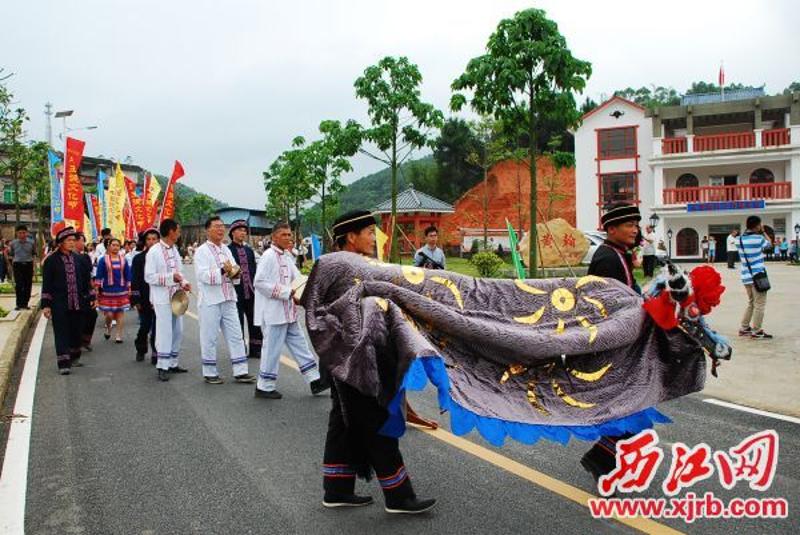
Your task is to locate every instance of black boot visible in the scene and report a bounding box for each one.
[136,352,145,362]
[310,378,330,395]
[322,493,374,508]
[158,369,170,382]
[385,497,437,514]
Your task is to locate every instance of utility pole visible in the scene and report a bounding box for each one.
[45,102,53,147]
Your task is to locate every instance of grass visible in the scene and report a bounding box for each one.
[0,282,14,294]
[0,305,7,318]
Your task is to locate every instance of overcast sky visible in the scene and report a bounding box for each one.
[3,0,798,208]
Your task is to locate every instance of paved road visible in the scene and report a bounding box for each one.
[7,270,799,534]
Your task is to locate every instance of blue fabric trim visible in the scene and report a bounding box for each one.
[379,356,672,447]
[231,357,248,365]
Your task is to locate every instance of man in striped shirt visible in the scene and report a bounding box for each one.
[739,215,773,339]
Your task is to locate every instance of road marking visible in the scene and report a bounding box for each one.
[0,315,48,535]
[277,357,681,534]
[187,312,682,532]
[703,398,800,424]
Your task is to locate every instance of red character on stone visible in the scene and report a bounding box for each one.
[541,233,554,248]
[562,233,576,248]
[598,429,664,496]
[662,442,714,496]
[714,430,779,491]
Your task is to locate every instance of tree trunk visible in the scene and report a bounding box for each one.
[528,89,538,278]
[389,129,399,263]
[482,165,488,250]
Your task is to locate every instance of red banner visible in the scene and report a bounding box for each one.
[124,176,148,235]
[159,160,184,222]
[63,137,86,229]
[89,194,102,237]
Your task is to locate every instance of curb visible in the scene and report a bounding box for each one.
[0,307,38,409]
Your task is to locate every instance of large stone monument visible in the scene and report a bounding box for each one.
[518,218,589,268]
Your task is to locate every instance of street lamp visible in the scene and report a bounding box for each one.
[648,213,660,229]
[59,125,98,140]
[666,228,673,259]
[794,224,800,263]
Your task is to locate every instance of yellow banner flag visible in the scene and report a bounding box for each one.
[146,174,162,226]
[107,163,127,238]
[375,226,389,262]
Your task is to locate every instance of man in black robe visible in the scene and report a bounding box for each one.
[320,210,436,514]
[581,202,642,482]
[41,226,96,375]
[227,219,262,359]
[131,228,160,364]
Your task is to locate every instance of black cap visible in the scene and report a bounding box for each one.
[332,210,377,240]
[601,203,641,230]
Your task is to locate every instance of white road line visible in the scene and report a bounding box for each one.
[0,315,48,535]
[703,398,800,425]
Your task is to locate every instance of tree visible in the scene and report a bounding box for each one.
[452,8,591,276]
[263,144,315,234]
[0,79,31,225]
[355,56,444,262]
[301,119,361,238]
[465,117,509,248]
[432,118,483,202]
[177,193,217,225]
[19,141,50,248]
[784,82,800,95]
[614,86,680,108]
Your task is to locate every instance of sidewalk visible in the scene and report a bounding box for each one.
[691,262,799,416]
[0,284,40,407]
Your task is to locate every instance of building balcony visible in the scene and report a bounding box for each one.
[659,128,792,155]
[662,182,792,205]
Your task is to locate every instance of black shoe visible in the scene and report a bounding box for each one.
[234,373,256,384]
[580,446,616,484]
[751,330,774,340]
[150,356,157,366]
[385,497,437,514]
[322,493,374,508]
[254,388,282,399]
[14,307,21,311]
[158,369,170,382]
[71,361,83,367]
[310,378,330,395]
[136,352,145,362]
[82,345,93,352]
[205,375,224,384]
[59,368,71,375]
[169,366,189,373]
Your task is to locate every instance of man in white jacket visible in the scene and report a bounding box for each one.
[194,216,256,385]
[145,219,191,382]
[253,222,328,399]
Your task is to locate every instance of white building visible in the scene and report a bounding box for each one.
[574,91,800,260]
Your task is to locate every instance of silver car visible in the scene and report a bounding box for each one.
[581,230,667,265]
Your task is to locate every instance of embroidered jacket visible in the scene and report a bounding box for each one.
[41,250,94,311]
[194,241,238,306]
[254,245,299,325]
[144,240,186,305]
[228,241,256,302]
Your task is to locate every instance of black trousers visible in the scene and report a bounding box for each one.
[322,381,414,504]
[52,308,83,369]
[13,262,33,308]
[236,297,262,358]
[642,255,656,278]
[727,251,737,269]
[135,306,157,357]
[81,308,98,347]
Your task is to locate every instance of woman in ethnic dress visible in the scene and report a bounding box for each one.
[95,238,132,343]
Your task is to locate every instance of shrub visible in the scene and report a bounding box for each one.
[470,251,504,278]
[470,239,480,254]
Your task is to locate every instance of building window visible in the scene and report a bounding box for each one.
[598,127,637,159]
[676,173,699,188]
[676,228,699,256]
[3,186,15,204]
[749,168,774,184]
[600,173,637,206]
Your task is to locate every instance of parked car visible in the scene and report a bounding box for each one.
[581,230,667,265]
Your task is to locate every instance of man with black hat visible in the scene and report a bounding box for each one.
[580,202,642,483]
[41,226,96,375]
[319,210,436,514]
[74,232,98,352]
[131,228,160,364]
[227,219,262,359]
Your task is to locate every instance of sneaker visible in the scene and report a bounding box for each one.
[157,369,170,382]
[169,366,189,373]
[205,376,224,384]
[59,368,71,376]
[385,497,437,514]
[738,327,752,337]
[310,378,330,395]
[254,388,283,399]
[234,373,256,384]
[322,493,374,508]
[750,330,773,340]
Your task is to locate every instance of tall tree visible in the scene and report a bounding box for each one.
[432,118,483,202]
[451,8,591,276]
[465,117,508,249]
[354,56,443,262]
[19,141,50,248]
[0,80,31,225]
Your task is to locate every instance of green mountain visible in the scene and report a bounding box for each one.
[337,155,436,213]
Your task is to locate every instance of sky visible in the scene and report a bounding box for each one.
[3,0,798,209]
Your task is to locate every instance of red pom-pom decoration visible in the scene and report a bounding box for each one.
[689,265,725,315]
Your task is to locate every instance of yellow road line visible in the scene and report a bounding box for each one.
[186,313,682,534]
